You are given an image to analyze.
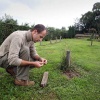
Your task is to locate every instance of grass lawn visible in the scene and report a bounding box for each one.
[0,39,100,100]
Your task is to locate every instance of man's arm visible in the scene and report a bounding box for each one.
[33,55,41,61]
[20,60,44,68]
[8,36,23,66]
[30,42,47,65]
[8,37,44,68]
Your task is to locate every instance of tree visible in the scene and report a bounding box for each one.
[0,14,18,25]
[60,27,68,38]
[74,18,84,34]
[77,2,100,34]
[89,28,97,46]
[67,26,75,38]
[80,11,95,31]
[92,2,100,12]
[0,14,31,44]
[93,2,100,35]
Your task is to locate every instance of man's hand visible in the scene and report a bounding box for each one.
[20,60,44,68]
[33,61,44,68]
[39,58,47,65]
[33,55,47,65]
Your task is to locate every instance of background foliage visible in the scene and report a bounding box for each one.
[0,2,100,44]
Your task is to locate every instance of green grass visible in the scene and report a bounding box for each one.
[0,39,100,100]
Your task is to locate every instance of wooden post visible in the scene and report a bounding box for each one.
[60,36,62,42]
[91,39,93,46]
[40,41,42,45]
[50,39,52,44]
[56,37,57,43]
[41,72,49,87]
[66,51,70,68]
[90,32,94,46]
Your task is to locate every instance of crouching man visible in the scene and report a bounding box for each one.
[0,24,47,86]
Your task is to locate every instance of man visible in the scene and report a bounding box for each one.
[0,24,47,86]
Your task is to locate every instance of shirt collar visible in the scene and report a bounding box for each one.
[25,30,33,42]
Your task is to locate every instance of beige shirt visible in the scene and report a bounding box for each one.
[0,30,38,66]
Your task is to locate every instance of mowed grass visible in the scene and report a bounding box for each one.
[0,39,100,100]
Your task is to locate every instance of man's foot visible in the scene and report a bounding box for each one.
[6,67,16,77]
[14,79,35,86]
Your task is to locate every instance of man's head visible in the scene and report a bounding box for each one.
[31,24,47,43]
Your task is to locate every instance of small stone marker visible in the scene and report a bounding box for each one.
[40,72,49,87]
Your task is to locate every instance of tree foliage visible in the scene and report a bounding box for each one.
[0,14,30,44]
[75,2,100,34]
[0,14,18,25]
[0,13,77,44]
[67,26,75,38]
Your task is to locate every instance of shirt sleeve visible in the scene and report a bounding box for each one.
[30,42,38,59]
[8,36,22,66]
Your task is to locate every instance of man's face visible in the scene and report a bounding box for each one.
[32,30,47,43]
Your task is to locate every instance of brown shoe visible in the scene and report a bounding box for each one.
[6,67,15,77]
[14,79,35,86]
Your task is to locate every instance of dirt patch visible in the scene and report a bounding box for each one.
[63,70,80,79]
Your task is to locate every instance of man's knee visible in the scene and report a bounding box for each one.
[19,46,30,60]
[0,54,9,68]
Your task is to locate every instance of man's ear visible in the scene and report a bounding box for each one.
[34,30,37,34]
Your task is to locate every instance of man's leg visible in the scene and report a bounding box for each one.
[0,54,16,77]
[0,46,34,86]
[0,53,9,69]
[16,46,30,80]
[0,53,16,77]
[0,47,31,79]
[15,46,35,86]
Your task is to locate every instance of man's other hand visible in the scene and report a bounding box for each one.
[39,58,47,65]
[33,61,44,68]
